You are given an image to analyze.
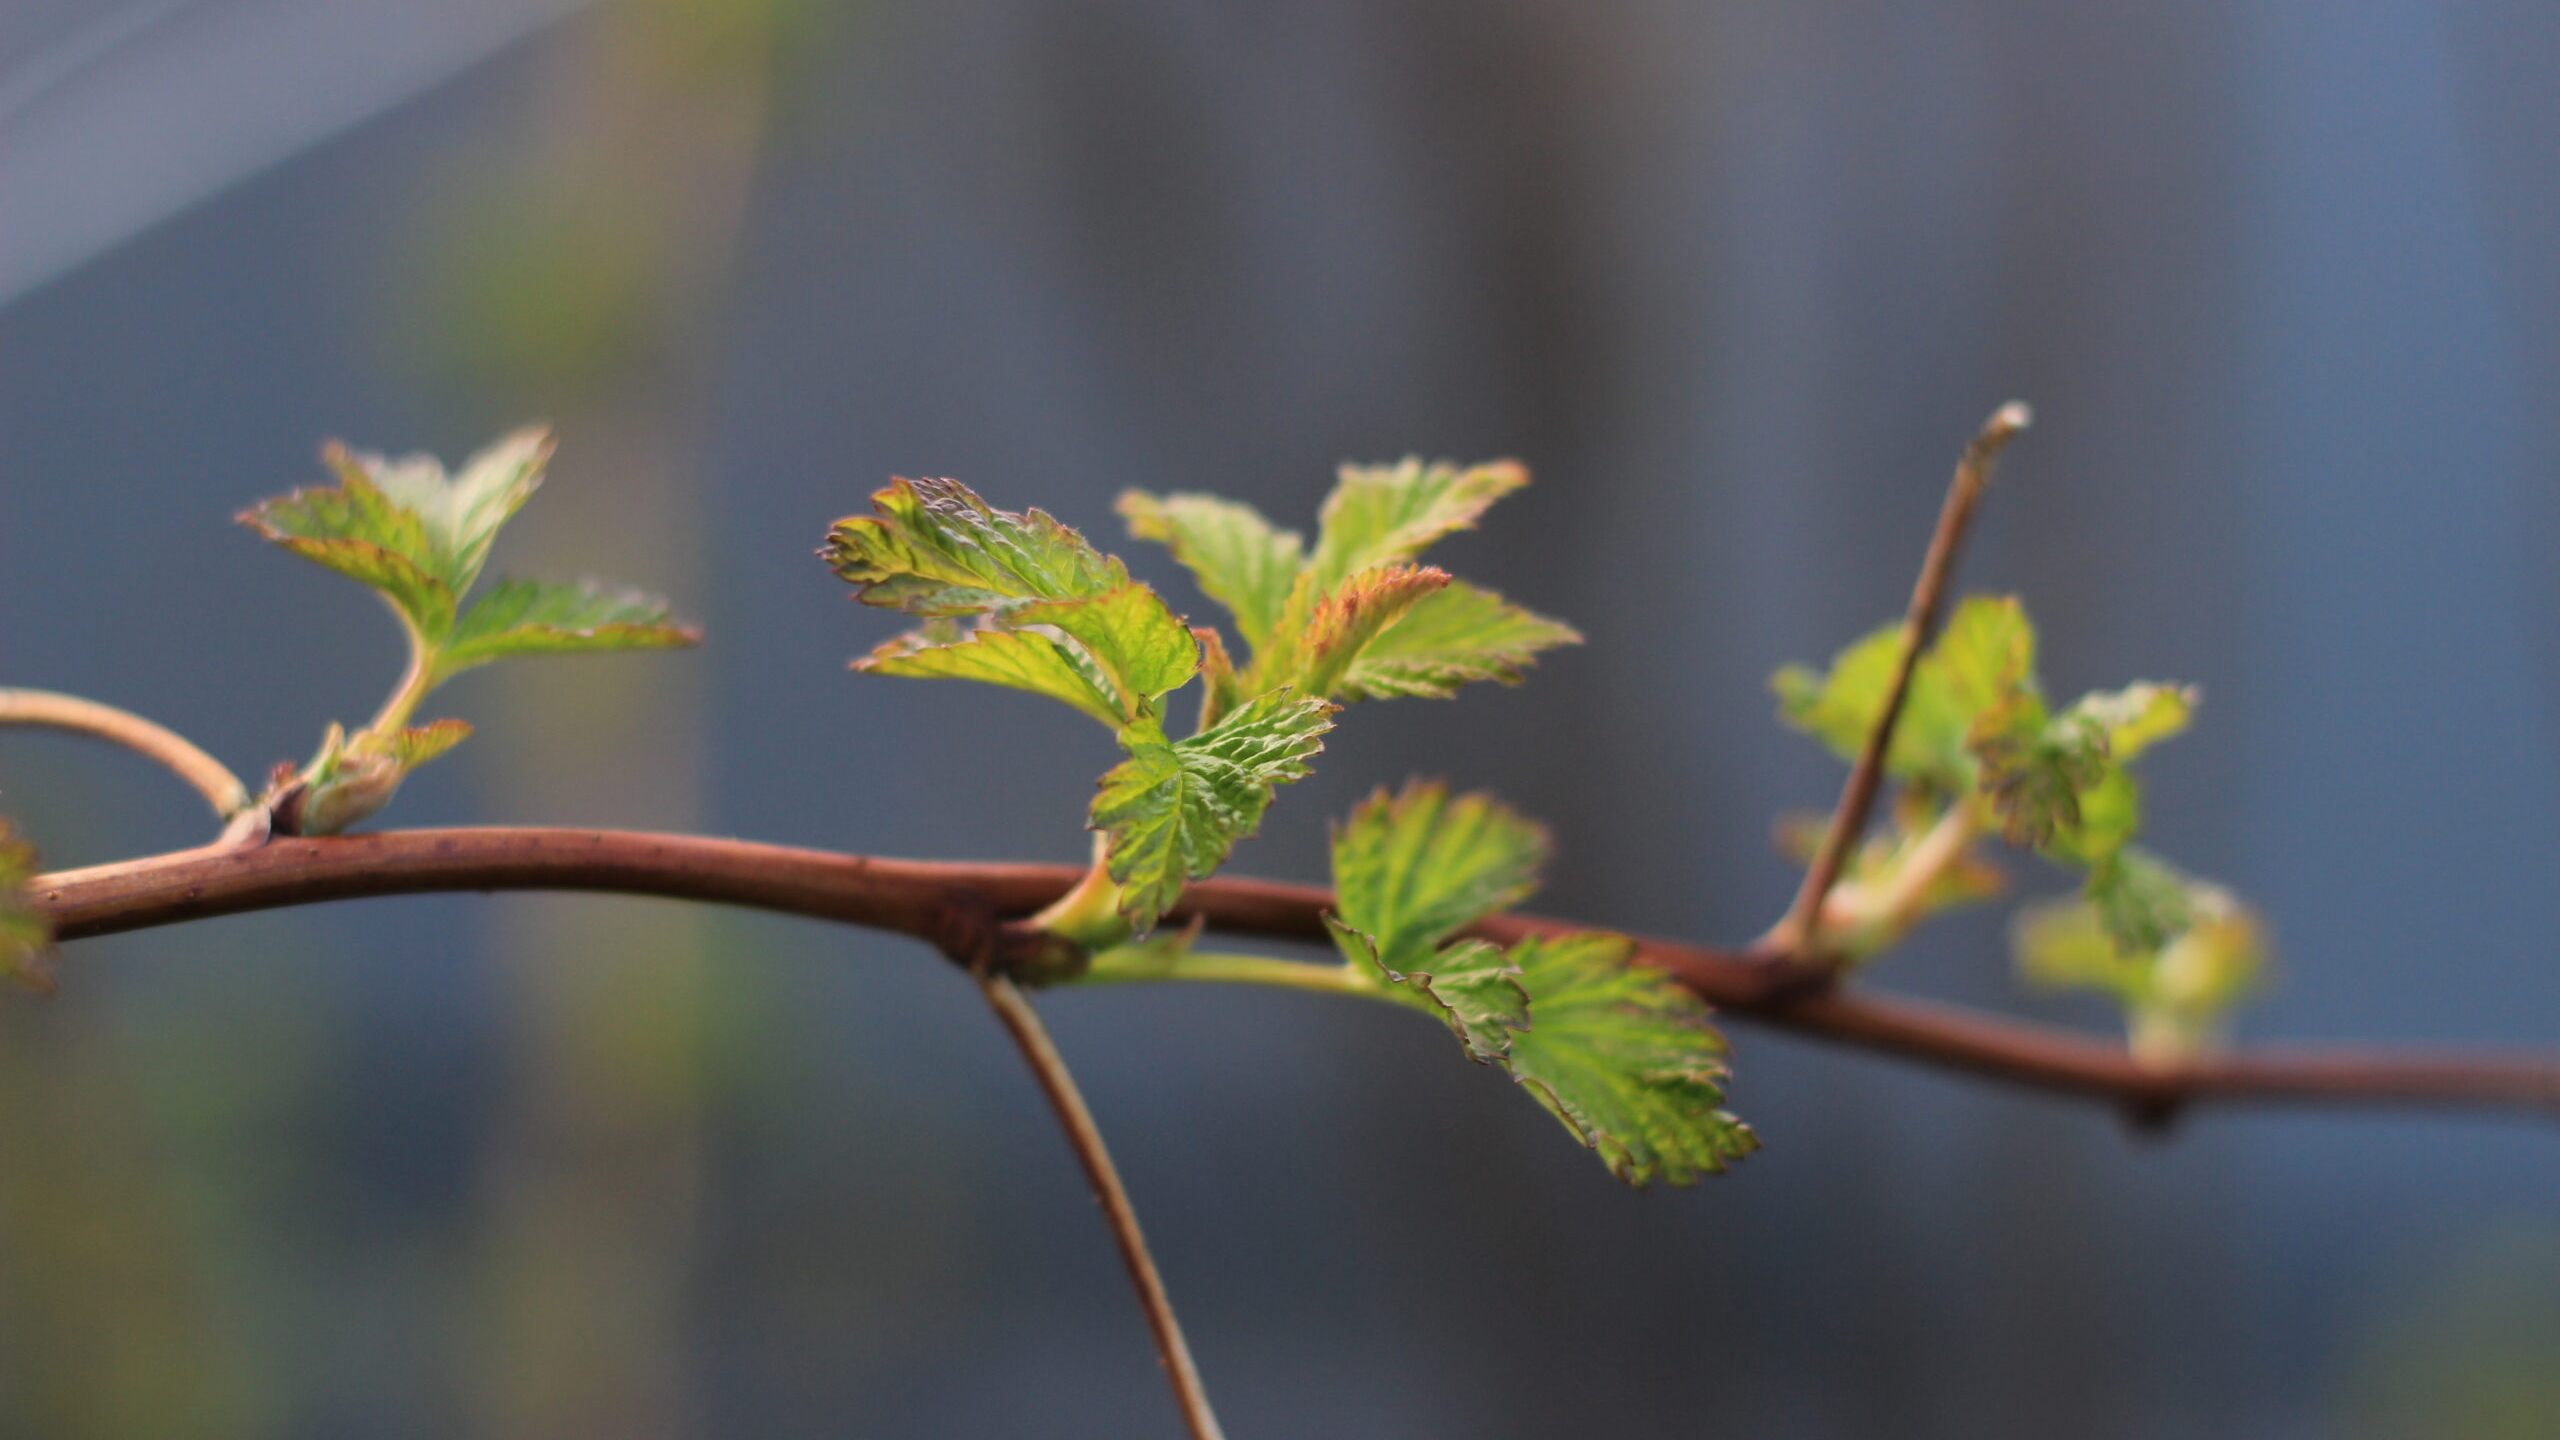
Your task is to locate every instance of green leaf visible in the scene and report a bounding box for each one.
[1292,565,1453,698]
[859,625,1127,728]
[1014,583,1200,711]
[1332,580,1581,701]
[1329,922,1529,1062]
[342,427,551,594]
[2064,683,2195,761]
[440,577,700,674]
[0,822,56,997]
[825,476,1127,618]
[1972,681,2195,863]
[1325,781,1549,1059]
[1774,595,2036,791]
[1093,691,1335,931]
[2086,847,2195,955]
[378,719,474,769]
[1329,780,1550,979]
[1117,491,1305,652]
[1305,458,1529,593]
[238,428,554,643]
[1500,933,1759,1187]
[857,581,1197,731]
[2015,864,2269,1063]
[239,469,459,641]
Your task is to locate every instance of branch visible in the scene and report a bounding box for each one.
[29,826,2560,1123]
[978,974,1226,1440]
[0,688,252,819]
[1777,403,2030,962]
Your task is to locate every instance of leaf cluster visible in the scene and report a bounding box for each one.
[1324,782,1758,1187]
[240,428,699,832]
[824,461,1577,937]
[1776,595,2268,1055]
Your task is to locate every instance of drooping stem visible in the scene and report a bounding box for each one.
[976,973,1228,1440]
[1777,402,2030,964]
[0,688,252,819]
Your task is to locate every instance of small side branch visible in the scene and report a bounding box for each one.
[0,688,252,820]
[977,974,1227,1440]
[1777,403,2031,963]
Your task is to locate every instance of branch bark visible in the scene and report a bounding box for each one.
[1777,403,2030,961]
[29,825,2560,1123]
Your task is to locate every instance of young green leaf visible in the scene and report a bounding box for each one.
[1328,581,1582,701]
[1326,922,1529,1062]
[1013,584,1200,712]
[1292,565,1453,699]
[831,481,1198,731]
[240,428,554,644]
[1324,781,1550,1058]
[826,476,1127,618]
[384,719,474,769]
[243,427,698,834]
[2064,683,2195,761]
[1500,933,1760,1187]
[1774,595,2036,792]
[1303,458,1528,593]
[440,577,699,674]
[1116,491,1305,652]
[1971,681,2196,862]
[1320,782,1753,1183]
[859,625,1129,729]
[1125,460,1575,706]
[0,822,56,997]
[1329,780,1550,980]
[2015,864,2268,1064]
[1093,691,1335,931]
[239,465,459,642]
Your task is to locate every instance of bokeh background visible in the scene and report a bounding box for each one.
[5,2,2560,1436]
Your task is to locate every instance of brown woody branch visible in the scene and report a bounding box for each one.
[30,825,2560,1124]
[1777,403,2030,962]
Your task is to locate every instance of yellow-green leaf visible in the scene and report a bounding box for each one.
[1014,583,1199,713]
[440,577,700,675]
[1335,580,1581,701]
[2014,862,2269,1064]
[1094,692,1335,931]
[1500,933,1758,1187]
[1291,565,1452,698]
[825,476,1126,618]
[861,625,1125,727]
[1305,457,1528,593]
[1117,490,1305,652]
[1329,780,1550,980]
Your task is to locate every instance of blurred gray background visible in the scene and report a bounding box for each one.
[4,1,2559,1437]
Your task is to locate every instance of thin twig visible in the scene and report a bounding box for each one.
[977,973,1227,1440]
[28,826,2560,1122]
[0,688,252,819]
[1777,402,2032,964]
